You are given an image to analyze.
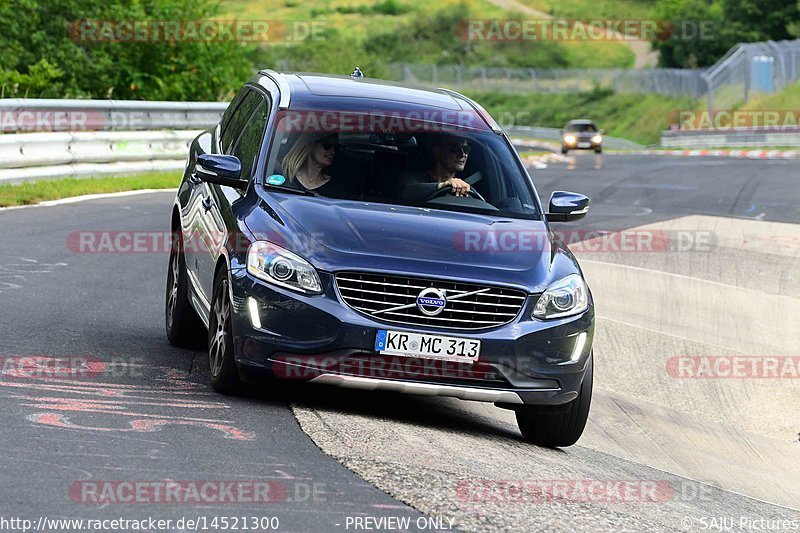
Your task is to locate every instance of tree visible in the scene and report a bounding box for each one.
[790,0,800,37]
[0,0,253,100]
[721,0,799,43]
[653,0,800,68]
[652,0,731,68]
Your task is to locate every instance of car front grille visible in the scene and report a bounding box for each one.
[335,271,527,330]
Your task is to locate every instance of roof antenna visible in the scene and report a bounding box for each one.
[351,67,364,79]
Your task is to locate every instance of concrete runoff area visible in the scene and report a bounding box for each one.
[293,154,800,530]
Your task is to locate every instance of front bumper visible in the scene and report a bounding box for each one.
[229,269,594,406]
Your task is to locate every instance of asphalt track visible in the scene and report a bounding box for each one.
[0,154,798,532]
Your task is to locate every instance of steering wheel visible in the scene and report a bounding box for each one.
[427,184,487,203]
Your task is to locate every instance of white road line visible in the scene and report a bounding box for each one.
[0,189,176,213]
[580,257,764,293]
[596,315,748,354]
[576,426,800,514]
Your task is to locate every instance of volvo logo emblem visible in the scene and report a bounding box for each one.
[416,288,447,316]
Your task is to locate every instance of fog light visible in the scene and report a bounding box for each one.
[247,297,262,329]
[559,331,587,365]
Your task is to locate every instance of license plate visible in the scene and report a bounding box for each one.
[577,142,591,148]
[374,329,480,364]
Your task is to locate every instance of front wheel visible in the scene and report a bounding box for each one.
[516,354,593,447]
[594,147,602,154]
[208,273,243,394]
[561,147,568,155]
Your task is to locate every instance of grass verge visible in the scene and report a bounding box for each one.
[0,172,179,208]
[742,80,800,111]
[469,88,701,145]
[232,1,634,71]
[519,0,656,20]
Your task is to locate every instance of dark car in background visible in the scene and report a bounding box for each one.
[561,119,603,155]
[165,70,595,447]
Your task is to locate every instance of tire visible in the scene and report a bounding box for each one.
[208,271,243,394]
[561,147,568,155]
[516,354,593,447]
[594,147,602,154]
[165,231,204,348]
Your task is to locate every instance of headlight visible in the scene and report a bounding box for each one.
[591,134,602,144]
[532,274,589,319]
[563,135,576,144]
[247,241,322,294]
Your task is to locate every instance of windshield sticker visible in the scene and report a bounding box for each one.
[266,174,286,186]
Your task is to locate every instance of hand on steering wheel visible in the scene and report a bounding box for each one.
[427,183,486,202]
[446,177,470,197]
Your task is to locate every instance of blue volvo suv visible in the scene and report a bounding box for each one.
[166,70,595,447]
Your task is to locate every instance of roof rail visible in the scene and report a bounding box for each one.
[437,87,502,134]
[258,69,292,110]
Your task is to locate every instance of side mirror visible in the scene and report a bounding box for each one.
[196,154,246,189]
[599,129,605,134]
[546,191,589,222]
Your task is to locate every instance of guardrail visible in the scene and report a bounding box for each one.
[0,98,223,183]
[0,99,649,183]
[0,130,200,183]
[0,99,225,132]
[660,128,800,148]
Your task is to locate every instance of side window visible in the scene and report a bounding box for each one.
[220,89,263,154]
[231,99,269,180]
[219,87,248,139]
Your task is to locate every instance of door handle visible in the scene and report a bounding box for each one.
[202,197,214,212]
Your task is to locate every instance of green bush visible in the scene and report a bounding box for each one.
[0,0,253,100]
[372,0,411,16]
[0,59,64,98]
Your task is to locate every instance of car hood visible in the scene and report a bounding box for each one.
[246,195,566,291]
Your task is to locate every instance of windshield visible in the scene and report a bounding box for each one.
[565,123,598,132]
[263,114,540,219]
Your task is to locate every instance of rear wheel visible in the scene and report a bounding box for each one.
[516,354,593,447]
[208,272,243,394]
[165,230,204,348]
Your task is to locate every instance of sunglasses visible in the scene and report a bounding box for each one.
[445,143,471,156]
[319,139,337,150]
